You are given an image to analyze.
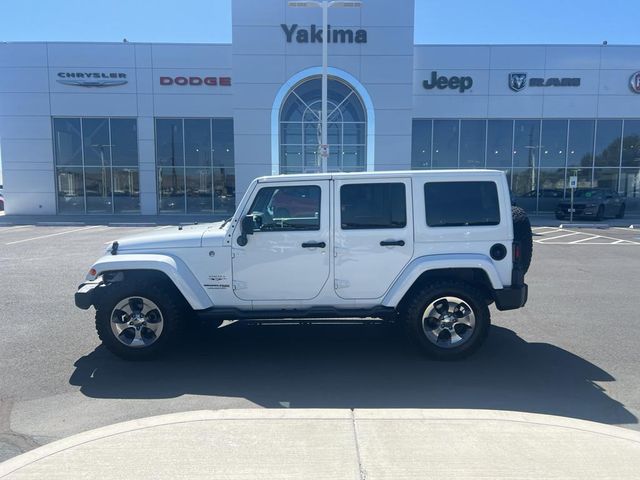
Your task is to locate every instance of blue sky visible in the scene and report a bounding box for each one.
[0,0,637,45]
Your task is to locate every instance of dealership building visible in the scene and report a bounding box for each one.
[1,0,640,216]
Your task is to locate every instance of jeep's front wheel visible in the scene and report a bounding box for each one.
[404,281,490,360]
[95,283,183,360]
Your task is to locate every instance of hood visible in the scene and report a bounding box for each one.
[113,221,226,252]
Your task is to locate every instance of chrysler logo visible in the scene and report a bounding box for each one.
[630,72,640,94]
[509,73,527,92]
[56,72,128,88]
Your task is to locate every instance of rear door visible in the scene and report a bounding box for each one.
[333,178,414,299]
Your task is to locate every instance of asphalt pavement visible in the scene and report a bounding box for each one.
[1,223,640,463]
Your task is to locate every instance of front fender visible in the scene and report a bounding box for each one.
[88,253,213,311]
[382,254,504,308]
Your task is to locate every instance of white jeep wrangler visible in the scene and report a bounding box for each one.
[75,170,532,360]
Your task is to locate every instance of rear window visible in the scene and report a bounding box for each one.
[424,181,500,227]
[341,183,406,229]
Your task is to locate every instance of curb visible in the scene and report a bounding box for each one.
[559,223,609,229]
[2,409,640,478]
[108,222,157,227]
[35,222,86,226]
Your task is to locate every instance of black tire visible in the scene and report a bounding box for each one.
[95,281,185,360]
[616,203,626,219]
[403,280,490,360]
[512,206,533,274]
[596,205,605,221]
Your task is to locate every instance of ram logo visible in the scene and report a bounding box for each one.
[509,73,527,92]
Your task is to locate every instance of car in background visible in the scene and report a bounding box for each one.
[555,188,625,220]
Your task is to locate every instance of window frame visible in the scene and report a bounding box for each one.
[423,181,501,228]
[340,182,407,230]
[246,185,322,232]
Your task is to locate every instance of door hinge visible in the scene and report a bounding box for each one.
[232,280,247,290]
[334,279,350,289]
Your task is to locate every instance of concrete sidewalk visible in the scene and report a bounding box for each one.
[1,409,639,479]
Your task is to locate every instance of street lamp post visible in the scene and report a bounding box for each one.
[288,1,362,173]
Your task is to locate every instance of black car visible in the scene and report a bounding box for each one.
[555,188,625,220]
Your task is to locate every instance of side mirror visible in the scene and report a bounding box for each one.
[237,215,254,246]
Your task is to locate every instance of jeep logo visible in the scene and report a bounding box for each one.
[423,71,473,93]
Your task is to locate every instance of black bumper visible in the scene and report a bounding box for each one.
[74,280,102,310]
[493,284,528,311]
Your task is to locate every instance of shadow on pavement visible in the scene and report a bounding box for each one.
[70,324,636,425]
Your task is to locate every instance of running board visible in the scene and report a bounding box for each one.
[195,305,396,322]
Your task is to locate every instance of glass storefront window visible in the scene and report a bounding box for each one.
[513,120,540,169]
[411,119,432,169]
[279,76,366,173]
[567,120,594,168]
[622,120,640,168]
[155,118,235,213]
[82,118,111,167]
[186,167,213,213]
[213,168,236,214]
[53,118,82,166]
[184,119,211,167]
[56,167,85,213]
[593,168,619,190]
[540,120,567,168]
[113,168,139,213]
[512,167,537,212]
[85,166,112,213]
[460,120,486,168]
[110,119,138,166]
[53,117,139,214]
[156,119,184,167]
[620,169,640,198]
[537,168,566,211]
[432,120,459,168]
[486,120,512,168]
[594,120,622,167]
[158,166,185,213]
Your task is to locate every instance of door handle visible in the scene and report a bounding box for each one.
[301,241,326,248]
[380,240,405,247]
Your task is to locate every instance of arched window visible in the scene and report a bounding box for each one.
[279,76,366,174]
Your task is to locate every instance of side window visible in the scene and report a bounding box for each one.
[424,181,500,227]
[341,183,406,229]
[247,185,321,231]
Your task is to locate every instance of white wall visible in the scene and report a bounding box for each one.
[412,44,640,119]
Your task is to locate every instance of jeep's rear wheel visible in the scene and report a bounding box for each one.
[95,282,183,360]
[404,281,490,360]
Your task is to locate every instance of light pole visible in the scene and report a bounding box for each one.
[288,0,362,173]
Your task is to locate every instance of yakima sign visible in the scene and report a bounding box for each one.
[423,71,473,93]
[159,76,231,86]
[281,24,367,43]
[56,72,127,87]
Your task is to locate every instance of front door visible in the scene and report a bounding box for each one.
[232,181,330,301]
[334,178,414,299]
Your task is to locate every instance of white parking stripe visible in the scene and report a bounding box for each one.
[5,225,106,245]
[569,235,603,244]
[536,232,581,242]
[0,225,33,233]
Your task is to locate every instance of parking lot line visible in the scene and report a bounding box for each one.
[536,232,581,242]
[5,225,108,245]
[0,225,35,232]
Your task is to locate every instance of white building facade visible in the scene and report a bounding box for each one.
[1,0,639,216]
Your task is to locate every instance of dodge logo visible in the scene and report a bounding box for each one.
[630,72,640,94]
[159,76,231,86]
[509,73,527,92]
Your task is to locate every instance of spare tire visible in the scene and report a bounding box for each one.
[512,206,533,274]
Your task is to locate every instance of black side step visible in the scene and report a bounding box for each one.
[194,305,396,322]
